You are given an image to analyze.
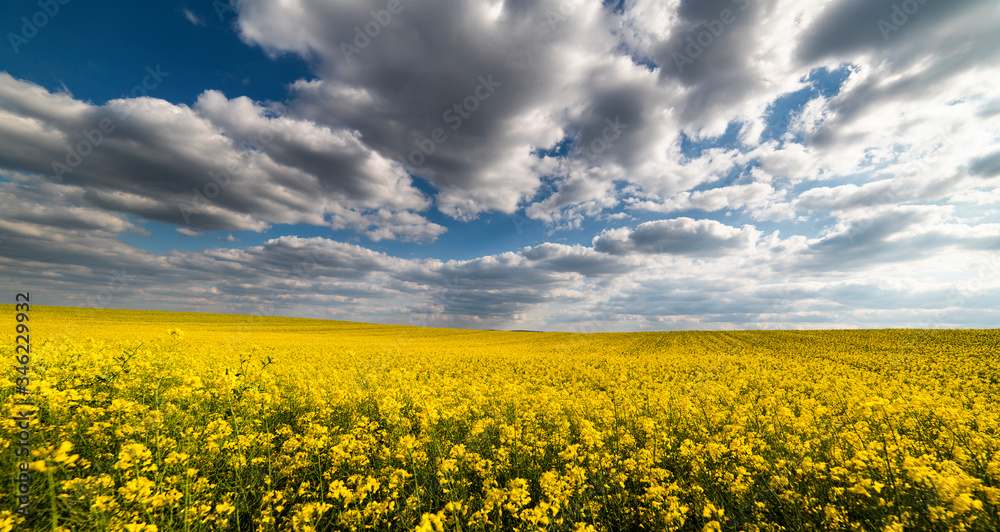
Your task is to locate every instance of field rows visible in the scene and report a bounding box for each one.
[2,306,999,531]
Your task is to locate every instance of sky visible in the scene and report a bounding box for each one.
[1,0,999,332]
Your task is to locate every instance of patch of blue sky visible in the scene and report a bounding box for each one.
[119,219,370,255]
[675,66,852,160]
[117,219,228,254]
[808,64,854,98]
[632,56,659,71]
[0,1,310,107]
[533,136,576,160]
[406,175,440,202]
[960,205,1000,225]
[603,0,627,15]
[688,162,755,194]
[679,121,743,160]
[428,211,553,258]
[759,64,853,145]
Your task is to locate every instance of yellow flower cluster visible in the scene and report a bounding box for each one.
[1,305,999,531]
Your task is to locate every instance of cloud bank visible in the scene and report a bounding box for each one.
[1,0,998,331]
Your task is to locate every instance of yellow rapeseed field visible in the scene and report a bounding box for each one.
[2,305,999,531]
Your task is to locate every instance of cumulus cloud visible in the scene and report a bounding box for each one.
[0,74,443,242]
[793,205,1000,273]
[3,199,997,330]
[233,0,734,221]
[593,218,760,256]
[2,0,999,331]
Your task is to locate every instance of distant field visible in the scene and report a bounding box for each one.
[2,306,999,531]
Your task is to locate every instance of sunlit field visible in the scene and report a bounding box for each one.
[3,306,999,531]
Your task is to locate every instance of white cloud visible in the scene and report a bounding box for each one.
[2,0,999,331]
[176,227,203,237]
[593,218,760,256]
[183,8,205,26]
[0,75,444,242]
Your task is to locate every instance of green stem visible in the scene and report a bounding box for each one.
[47,463,57,531]
[184,470,190,532]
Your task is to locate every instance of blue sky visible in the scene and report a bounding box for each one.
[0,1,310,105]
[1,0,999,331]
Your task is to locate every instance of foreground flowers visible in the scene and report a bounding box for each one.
[1,307,999,531]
